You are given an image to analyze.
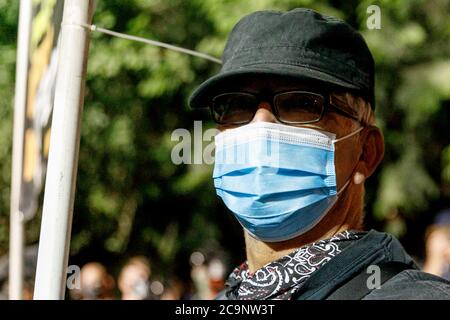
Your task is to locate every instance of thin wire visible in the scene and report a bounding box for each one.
[77,22,222,65]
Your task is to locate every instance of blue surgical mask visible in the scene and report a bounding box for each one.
[213,122,363,242]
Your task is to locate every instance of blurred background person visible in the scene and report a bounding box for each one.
[189,251,210,300]
[160,277,189,300]
[423,209,450,281]
[118,256,162,300]
[189,251,227,299]
[79,262,115,300]
[207,258,226,299]
[0,244,38,300]
[0,279,34,300]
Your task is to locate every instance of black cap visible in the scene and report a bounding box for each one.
[189,8,375,109]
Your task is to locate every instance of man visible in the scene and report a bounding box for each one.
[423,209,450,281]
[118,256,161,300]
[78,262,115,300]
[188,8,450,299]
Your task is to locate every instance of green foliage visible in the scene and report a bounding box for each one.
[443,145,450,183]
[0,0,449,272]
[375,146,439,219]
[357,0,450,236]
[0,0,18,253]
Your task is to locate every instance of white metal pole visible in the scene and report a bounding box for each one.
[33,0,95,300]
[9,0,33,300]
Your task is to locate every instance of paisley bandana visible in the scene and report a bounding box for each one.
[224,230,364,300]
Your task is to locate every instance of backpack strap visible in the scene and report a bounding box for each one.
[326,261,412,300]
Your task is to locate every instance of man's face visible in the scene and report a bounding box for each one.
[118,263,150,296]
[215,75,365,193]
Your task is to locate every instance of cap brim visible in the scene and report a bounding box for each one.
[188,63,363,108]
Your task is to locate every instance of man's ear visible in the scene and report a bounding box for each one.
[356,126,384,178]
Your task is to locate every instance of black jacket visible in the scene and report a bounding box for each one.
[218,230,450,300]
[293,230,450,299]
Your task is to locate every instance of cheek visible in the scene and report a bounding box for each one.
[327,116,362,188]
[445,247,450,262]
[334,139,361,188]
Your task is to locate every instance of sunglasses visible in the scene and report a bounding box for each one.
[209,91,361,125]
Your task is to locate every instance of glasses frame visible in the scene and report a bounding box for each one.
[209,90,361,125]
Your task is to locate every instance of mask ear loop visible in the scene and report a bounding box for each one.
[334,126,365,195]
[337,179,351,195]
[333,126,364,143]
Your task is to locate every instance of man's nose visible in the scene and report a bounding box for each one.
[251,101,277,123]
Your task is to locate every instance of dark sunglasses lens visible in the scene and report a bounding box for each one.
[274,92,324,123]
[212,93,257,124]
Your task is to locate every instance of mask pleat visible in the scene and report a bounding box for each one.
[212,122,353,242]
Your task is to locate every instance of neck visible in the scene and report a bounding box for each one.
[245,183,364,273]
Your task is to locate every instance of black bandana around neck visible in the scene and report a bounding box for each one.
[224,230,363,300]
